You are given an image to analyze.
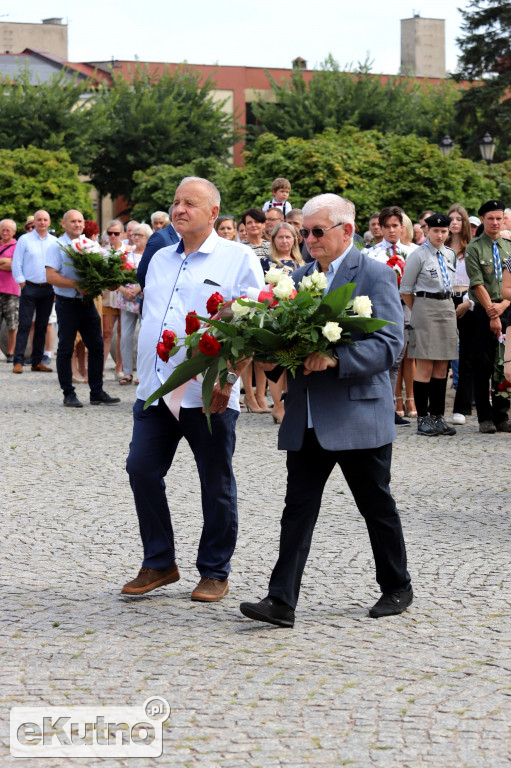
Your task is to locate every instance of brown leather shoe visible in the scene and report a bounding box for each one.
[190,577,229,602]
[121,563,180,595]
[31,363,53,372]
[12,364,23,374]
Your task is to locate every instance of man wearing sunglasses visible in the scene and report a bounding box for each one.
[240,193,412,628]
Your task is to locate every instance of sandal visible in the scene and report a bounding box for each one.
[394,396,405,417]
[405,398,417,417]
[119,374,133,385]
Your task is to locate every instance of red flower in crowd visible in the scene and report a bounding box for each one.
[198,332,221,356]
[206,292,224,316]
[161,329,177,350]
[185,311,201,335]
[156,341,170,362]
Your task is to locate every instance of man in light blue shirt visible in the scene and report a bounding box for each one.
[11,210,57,373]
[45,209,121,408]
[123,177,264,602]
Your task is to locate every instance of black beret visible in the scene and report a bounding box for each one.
[478,199,505,216]
[424,213,452,228]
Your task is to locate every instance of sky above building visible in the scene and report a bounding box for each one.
[8,1,468,74]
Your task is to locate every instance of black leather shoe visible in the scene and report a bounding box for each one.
[240,596,295,628]
[369,587,413,618]
[64,393,83,408]
[394,413,410,426]
[90,391,121,405]
[432,415,456,436]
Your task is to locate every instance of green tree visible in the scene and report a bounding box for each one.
[454,0,511,160]
[130,157,233,222]
[89,64,236,203]
[131,129,497,225]
[0,64,98,168]
[249,56,462,147]
[0,146,94,232]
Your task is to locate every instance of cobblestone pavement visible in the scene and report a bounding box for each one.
[1,361,510,768]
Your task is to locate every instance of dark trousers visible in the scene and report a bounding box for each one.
[13,282,54,365]
[268,429,410,610]
[470,304,510,425]
[126,399,239,579]
[452,296,474,416]
[55,296,104,398]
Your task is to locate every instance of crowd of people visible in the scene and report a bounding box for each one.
[3,174,511,626]
[2,177,511,432]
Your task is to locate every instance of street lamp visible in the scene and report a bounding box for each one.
[479,132,496,164]
[438,135,455,156]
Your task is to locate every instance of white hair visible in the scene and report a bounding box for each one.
[178,176,221,208]
[151,210,170,225]
[133,223,153,239]
[302,194,354,226]
[0,218,16,231]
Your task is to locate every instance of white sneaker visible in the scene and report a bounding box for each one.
[452,413,466,425]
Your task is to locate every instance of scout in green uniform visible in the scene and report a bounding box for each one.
[465,199,511,433]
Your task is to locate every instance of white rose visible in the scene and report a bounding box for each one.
[265,266,282,285]
[353,295,373,317]
[322,322,343,342]
[298,275,313,291]
[311,271,328,290]
[231,300,251,317]
[272,275,296,300]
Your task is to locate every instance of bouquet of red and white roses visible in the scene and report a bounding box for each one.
[59,235,138,302]
[145,267,393,429]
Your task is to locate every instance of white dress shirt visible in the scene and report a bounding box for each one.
[366,239,416,264]
[136,230,265,411]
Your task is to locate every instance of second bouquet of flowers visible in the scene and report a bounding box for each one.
[145,268,394,429]
[59,235,138,302]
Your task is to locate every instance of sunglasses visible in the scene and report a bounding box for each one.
[25,224,35,231]
[107,230,121,236]
[299,223,343,239]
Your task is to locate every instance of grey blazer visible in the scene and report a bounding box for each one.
[277,246,404,452]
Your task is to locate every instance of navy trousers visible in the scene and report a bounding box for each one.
[268,429,411,610]
[55,296,104,398]
[13,282,54,366]
[126,399,239,579]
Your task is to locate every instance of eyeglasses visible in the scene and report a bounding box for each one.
[299,223,343,239]
[25,224,35,231]
[107,230,121,236]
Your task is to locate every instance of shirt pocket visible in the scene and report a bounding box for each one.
[480,260,493,276]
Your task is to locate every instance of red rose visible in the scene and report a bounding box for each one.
[185,311,201,335]
[198,332,221,356]
[156,341,170,362]
[206,291,224,316]
[161,329,177,350]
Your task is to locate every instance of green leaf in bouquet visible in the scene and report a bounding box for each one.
[316,283,356,315]
[144,351,214,409]
[195,315,238,337]
[248,327,283,349]
[202,359,220,434]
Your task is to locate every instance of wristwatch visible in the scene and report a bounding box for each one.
[226,371,238,385]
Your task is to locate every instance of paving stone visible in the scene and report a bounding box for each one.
[1,364,510,766]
